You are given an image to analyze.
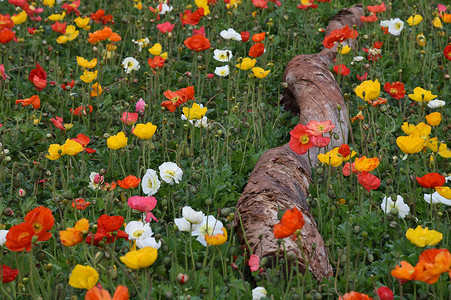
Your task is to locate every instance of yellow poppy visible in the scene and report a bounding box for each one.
[425,112,441,127]
[120,247,158,269]
[396,135,425,154]
[80,70,98,83]
[74,17,91,30]
[68,265,99,289]
[61,139,84,156]
[46,144,64,160]
[407,15,423,26]
[205,227,228,246]
[408,87,437,102]
[252,67,270,79]
[182,103,207,120]
[107,132,128,150]
[405,226,442,247]
[48,11,66,22]
[56,25,79,44]
[11,11,27,25]
[235,57,256,70]
[355,79,380,101]
[77,57,97,69]
[133,123,158,140]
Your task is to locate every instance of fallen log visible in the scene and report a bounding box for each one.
[235,5,364,281]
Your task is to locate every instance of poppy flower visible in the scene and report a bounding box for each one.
[351,111,364,123]
[297,0,318,9]
[368,97,387,107]
[356,72,368,82]
[161,86,195,112]
[86,215,128,246]
[62,0,80,16]
[357,171,381,191]
[1,265,19,283]
[5,222,36,252]
[90,9,114,25]
[405,226,443,247]
[71,198,91,210]
[60,218,89,246]
[425,112,441,127]
[354,156,380,172]
[384,82,405,99]
[85,285,129,300]
[391,260,416,282]
[252,32,265,42]
[205,227,228,246]
[396,135,425,154]
[408,87,437,102]
[15,95,41,109]
[367,3,386,13]
[363,41,383,61]
[0,14,14,29]
[193,26,206,36]
[156,22,175,34]
[51,116,66,131]
[68,265,99,289]
[71,133,95,153]
[249,43,265,57]
[339,291,372,300]
[444,44,451,61]
[148,56,165,69]
[376,286,393,300]
[414,248,451,284]
[333,64,350,76]
[252,0,268,9]
[29,63,47,91]
[361,15,378,23]
[70,105,93,116]
[120,247,158,269]
[24,206,55,242]
[180,8,204,26]
[184,34,211,51]
[117,175,141,189]
[87,26,120,44]
[355,79,380,101]
[51,21,66,34]
[107,132,128,150]
[306,120,335,136]
[90,83,103,97]
[240,31,250,42]
[289,124,314,155]
[416,173,445,189]
[248,254,260,272]
[323,25,358,49]
[342,162,358,176]
[120,112,138,125]
[127,196,158,223]
[0,28,15,44]
[60,79,75,91]
[273,207,305,239]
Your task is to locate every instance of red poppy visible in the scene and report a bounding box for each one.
[70,105,93,116]
[5,222,35,252]
[342,162,358,176]
[101,181,117,191]
[0,28,15,44]
[363,41,383,61]
[60,79,74,91]
[444,44,451,62]
[184,34,211,52]
[120,112,138,125]
[180,8,204,26]
[1,265,19,283]
[0,14,14,30]
[117,175,141,189]
[368,97,387,107]
[72,133,96,153]
[252,32,266,42]
[273,207,305,239]
[249,43,265,57]
[339,291,372,300]
[161,86,195,112]
[51,21,66,34]
[323,25,358,49]
[15,95,41,109]
[240,31,250,42]
[333,64,350,76]
[338,144,350,157]
[376,286,394,300]
[90,9,114,25]
[27,27,37,34]
[360,14,378,23]
[357,171,380,191]
[384,82,405,99]
[24,206,55,242]
[62,0,80,16]
[71,198,91,210]
[289,124,314,155]
[148,56,165,69]
[356,72,368,82]
[29,63,47,91]
[51,116,65,131]
[367,3,386,13]
[7,0,28,9]
[193,26,206,37]
[416,173,445,189]
[297,0,318,9]
[156,22,175,34]
[86,215,128,246]
[252,0,268,9]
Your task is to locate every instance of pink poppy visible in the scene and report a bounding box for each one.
[248,254,260,272]
[342,162,357,176]
[135,98,146,112]
[120,112,138,125]
[193,26,206,37]
[127,196,158,223]
[156,22,175,34]
[310,135,330,147]
[51,116,65,131]
[0,64,8,80]
[305,120,335,136]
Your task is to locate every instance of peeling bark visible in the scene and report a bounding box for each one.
[235,5,363,282]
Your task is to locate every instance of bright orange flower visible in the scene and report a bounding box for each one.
[60,218,89,247]
[88,26,121,44]
[249,43,265,57]
[273,207,305,239]
[180,8,204,26]
[323,25,358,49]
[360,14,378,23]
[24,206,54,242]
[354,156,380,172]
[117,175,141,189]
[85,285,129,300]
[15,95,41,109]
[161,86,195,112]
[251,32,265,42]
[416,173,445,189]
[184,34,211,52]
[148,56,165,69]
[0,28,15,44]
[339,291,372,300]
[5,222,36,252]
[414,249,451,284]
[367,3,386,13]
[71,198,91,210]
[391,261,416,281]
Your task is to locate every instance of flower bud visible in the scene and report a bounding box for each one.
[176,273,189,284]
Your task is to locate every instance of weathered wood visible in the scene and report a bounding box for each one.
[235,5,363,281]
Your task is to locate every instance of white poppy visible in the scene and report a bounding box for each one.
[424,192,451,206]
[0,230,8,246]
[122,57,140,73]
[427,100,445,109]
[214,65,230,77]
[194,116,209,128]
[159,3,173,15]
[132,38,150,52]
[159,162,183,185]
[387,18,404,36]
[88,172,104,190]
[213,49,233,62]
[220,28,241,41]
[352,56,365,62]
[252,287,268,300]
[125,221,153,240]
[191,215,223,246]
[380,195,410,218]
[174,206,205,232]
[142,169,161,196]
[136,236,162,249]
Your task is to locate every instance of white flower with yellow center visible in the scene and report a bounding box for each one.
[122,57,140,74]
[125,221,153,240]
[136,236,161,249]
[191,215,223,246]
[175,206,205,232]
[386,18,404,36]
[142,169,161,196]
[214,65,230,77]
[220,28,241,41]
[213,49,233,62]
[132,37,150,52]
[159,162,183,185]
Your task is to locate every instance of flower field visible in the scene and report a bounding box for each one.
[0,0,450,299]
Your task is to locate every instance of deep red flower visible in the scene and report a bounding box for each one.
[356,72,368,82]
[338,144,350,157]
[8,0,28,9]
[184,34,211,52]
[377,286,394,300]
[51,22,66,34]
[333,64,350,76]
[117,175,141,189]
[156,22,175,34]
[416,173,446,189]
[90,9,114,25]
[27,27,37,34]
[384,82,405,99]
[360,14,378,23]
[443,44,451,62]
[86,215,128,246]
[161,86,195,112]
[0,28,16,44]
[240,31,250,42]
[1,265,19,283]
[367,3,386,13]
[357,171,381,191]
[60,79,74,91]
[29,63,47,91]
[148,56,165,69]
[323,25,358,49]
[289,124,314,155]
[249,43,265,57]
[51,116,65,131]
[273,207,305,239]
[70,105,93,116]
[62,0,80,16]
[72,133,96,153]
[71,198,91,210]
[180,8,204,26]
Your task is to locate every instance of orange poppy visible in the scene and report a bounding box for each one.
[70,105,93,116]
[0,28,15,44]
[0,14,14,30]
[161,86,195,112]
[71,198,91,210]
[357,171,380,192]
[249,43,265,57]
[414,249,451,284]
[15,95,41,109]
[367,3,386,13]
[416,173,445,189]
[360,14,378,23]
[85,285,129,300]
[184,34,211,52]
[273,207,305,239]
[117,175,141,189]
[391,261,416,282]
[60,218,89,247]
[148,56,165,69]
[180,8,204,26]
[5,222,36,252]
[24,206,55,242]
[88,26,121,44]
[251,32,265,42]
[72,133,96,154]
[323,25,358,49]
[90,9,114,25]
[339,291,372,300]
